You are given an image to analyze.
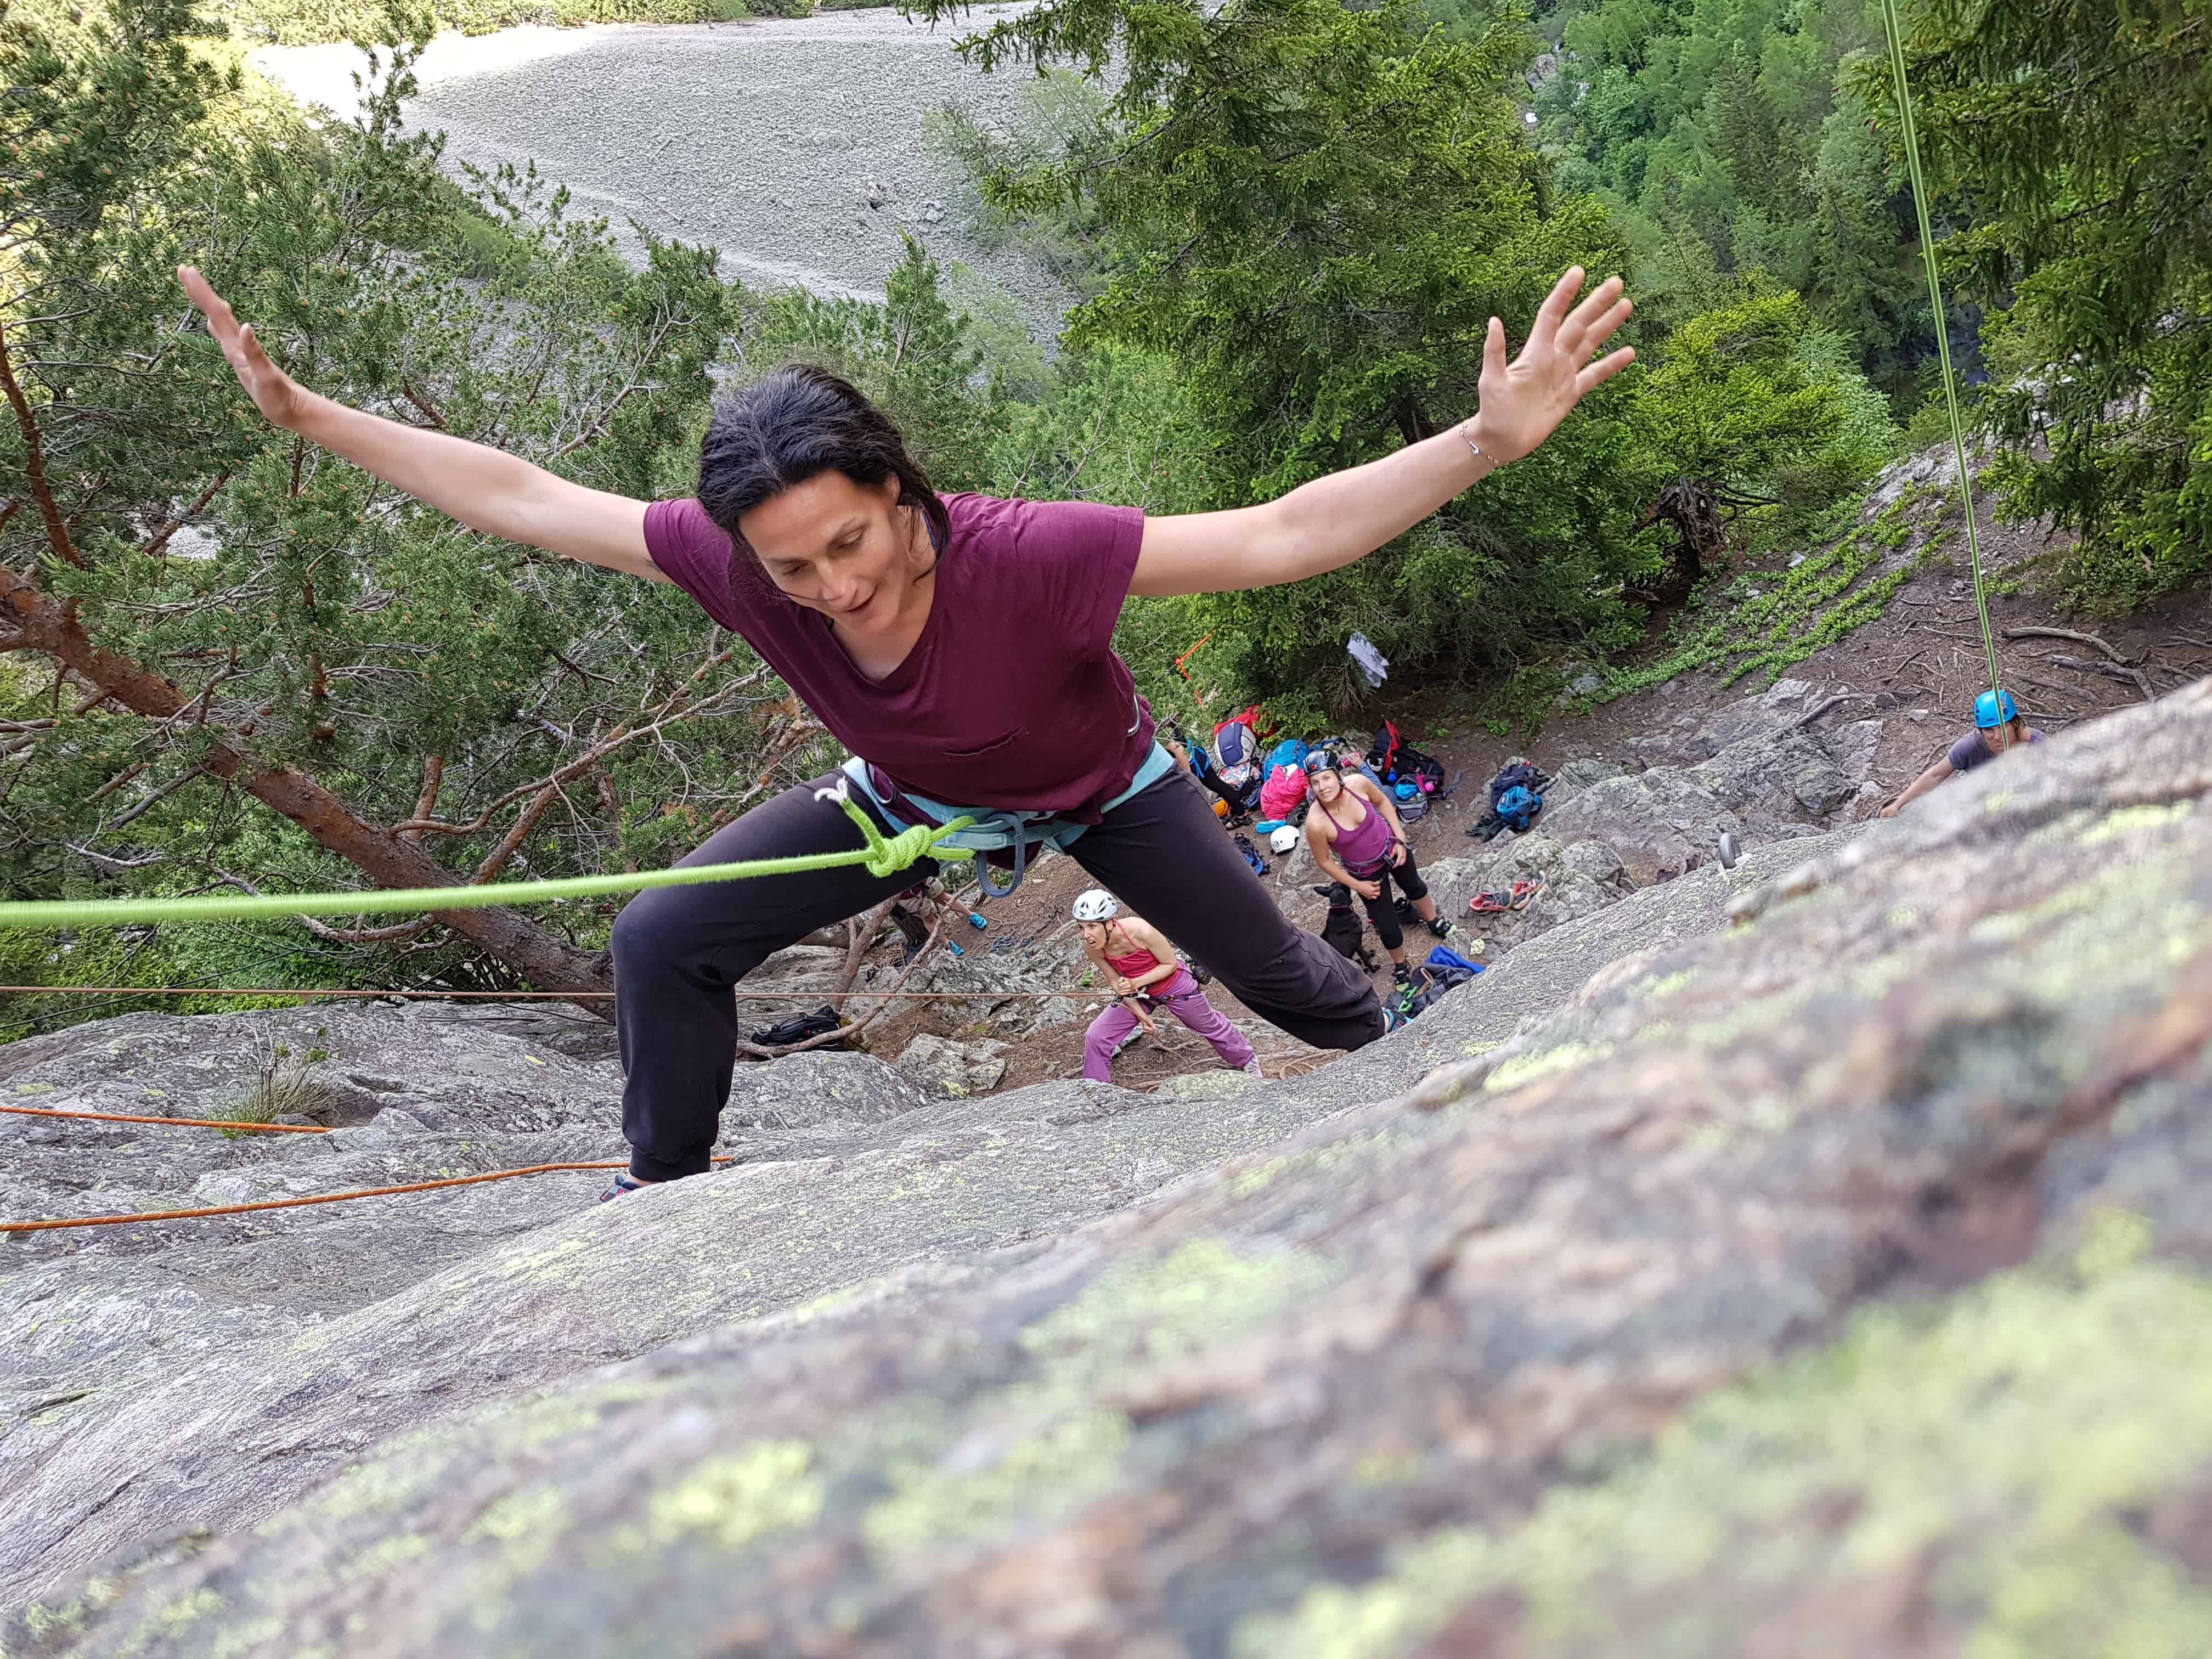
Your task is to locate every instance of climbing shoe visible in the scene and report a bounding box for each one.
[1240,1058,1263,1077]
[1425,917,1455,941]
[599,1172,647,1204]
[1393,962,1414,987]
[1381,1003,1409,1034]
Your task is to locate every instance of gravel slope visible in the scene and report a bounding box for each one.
[253,8,1072,330]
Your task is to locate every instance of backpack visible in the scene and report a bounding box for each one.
[1213,720,1260,772]
[1367,719,1404,780]
[1260,763,1308,820]
[749,1005,846,1049]
[1495,783,1542,831]
[1214,704,1271,751]
[1369,720,1448,794]
[1488,759,1545,809]
[1265,736,1311,776]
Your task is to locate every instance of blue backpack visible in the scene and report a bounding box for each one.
[1265,737,1310,777]
[1495,784,1542,831]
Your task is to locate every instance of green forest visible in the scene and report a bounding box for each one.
[2,0,2207,1019]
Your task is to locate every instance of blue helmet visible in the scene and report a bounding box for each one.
[1973,689,2019,729]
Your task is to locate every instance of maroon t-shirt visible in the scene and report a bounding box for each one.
[642,492,1153,816]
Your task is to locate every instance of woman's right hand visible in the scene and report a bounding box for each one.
[1352,878,1382,901]
[173,265,663,581]
[179,266,307,431]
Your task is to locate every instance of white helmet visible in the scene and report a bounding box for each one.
[1269,825,1300,854]
[1071,888,1120,922]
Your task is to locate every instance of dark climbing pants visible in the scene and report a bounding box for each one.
[1362,844,1430,953]
[612,766,1383,1180]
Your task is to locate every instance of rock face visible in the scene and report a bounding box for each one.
[892,1034,1009,1097]
[5,682,2211,1656]
[1424,679,1883,953]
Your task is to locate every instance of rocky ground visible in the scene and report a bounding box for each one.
[251,8,1077,336]
[3,678,2207,1654]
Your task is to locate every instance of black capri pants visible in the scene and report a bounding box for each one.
[611,766,1384,1181]
[1358,842,1429,952]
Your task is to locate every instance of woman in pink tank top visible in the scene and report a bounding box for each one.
[177,264,1634,1196]
[1303,749,1454,988]
[1073,890,1256,1082]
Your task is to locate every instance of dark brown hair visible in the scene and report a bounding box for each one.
[696,365,949,558]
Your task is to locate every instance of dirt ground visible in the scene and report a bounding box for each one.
[776,499,2212,1098]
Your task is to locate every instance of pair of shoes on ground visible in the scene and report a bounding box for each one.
[1468,879,1545,914]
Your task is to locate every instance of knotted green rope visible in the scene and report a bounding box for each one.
[0,784,969,929]
[1877,0,2006,708]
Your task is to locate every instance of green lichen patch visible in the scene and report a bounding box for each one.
[860,1240,1345,1563]
[645,1442,825,1551]
[1233,1212,2212,1659]
[1487,1041,1615,1094]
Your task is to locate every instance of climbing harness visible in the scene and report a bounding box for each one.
[1876,0,2006,712]
[840,740,1177,899]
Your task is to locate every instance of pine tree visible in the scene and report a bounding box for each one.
[916,0,1646,696]
[1884,0,2212,608]
[0,0,760,1009]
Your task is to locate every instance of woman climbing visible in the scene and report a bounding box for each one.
[176,262,1634,1197]
[1073,889,1257,1082]
[1302,749,1452,992]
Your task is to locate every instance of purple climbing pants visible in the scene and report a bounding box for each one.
[1082,969,1256,1081]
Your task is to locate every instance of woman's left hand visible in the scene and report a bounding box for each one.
[1389,842,1408,868]
[1113,975,1138,996]
[1464,268,1637,466]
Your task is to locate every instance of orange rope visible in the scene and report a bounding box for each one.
[0,1103,330,1133]
[0,1155,735,1232]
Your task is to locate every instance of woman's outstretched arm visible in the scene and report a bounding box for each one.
[178,268,664,582]
[1129,268,1635,599]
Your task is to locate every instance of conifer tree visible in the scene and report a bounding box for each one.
[0,0,758,1003]
[1886,0,2212,608]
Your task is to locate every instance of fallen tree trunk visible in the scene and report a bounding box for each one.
[0,566,614,1001]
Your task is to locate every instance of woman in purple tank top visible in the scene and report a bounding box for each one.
[1302,750,1454,988]
[176,263,1635,1198]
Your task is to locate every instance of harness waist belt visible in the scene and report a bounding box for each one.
[840,743,1177,898]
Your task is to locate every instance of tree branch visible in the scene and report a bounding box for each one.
[218,873,439,945]
[140,469,233,560]
[0,321,87,568]
[0,562,610,997]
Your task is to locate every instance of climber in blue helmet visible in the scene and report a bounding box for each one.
[1880,689,2044,817]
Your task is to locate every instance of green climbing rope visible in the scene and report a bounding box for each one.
[1877,0,2006,707]
[0,786,969,929]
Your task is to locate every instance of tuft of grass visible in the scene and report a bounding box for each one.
[213,1033,337,1136]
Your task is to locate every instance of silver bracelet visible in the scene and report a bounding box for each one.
[1460,424,1491,466]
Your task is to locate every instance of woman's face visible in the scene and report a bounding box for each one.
[1980,718,2023,755]
[1308,767,1342,803]
[739,470,926,634]
[1079,919,1109,950]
